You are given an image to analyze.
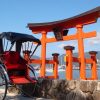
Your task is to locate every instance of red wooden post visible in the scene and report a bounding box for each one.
[89,51,98,80]
[64,46,75,80]
[76,25,86,79]
[40,31,47,77]
[52,53,59,79]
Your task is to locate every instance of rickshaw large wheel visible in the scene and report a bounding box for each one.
[20,65,38,98]
[0,69,8,100]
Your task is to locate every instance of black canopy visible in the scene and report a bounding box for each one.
[0,32,41,44]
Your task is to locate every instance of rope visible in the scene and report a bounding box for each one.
[3,38,5,51]
[30,42,33,52]
[30,44,39,58]
[5,41,8,51]
[27,42,29,51]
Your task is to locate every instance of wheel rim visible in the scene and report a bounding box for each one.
[0,70,7,100]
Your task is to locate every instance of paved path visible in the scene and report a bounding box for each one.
[6,93,54,100]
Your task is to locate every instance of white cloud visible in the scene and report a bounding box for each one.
[58,41,77,49]
[89,32,100,45]
[69,41,77,47]
[58,43,66,49]
[47,34,53,38]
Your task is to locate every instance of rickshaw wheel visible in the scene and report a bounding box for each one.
[20,82,38,98]
[0,69,8,100]
[20,65,38,98]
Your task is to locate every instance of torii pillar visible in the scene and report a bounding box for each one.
[76,25,86,79]
[40,31,47,77]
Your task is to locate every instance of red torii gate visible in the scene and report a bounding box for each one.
[27,7,100,80]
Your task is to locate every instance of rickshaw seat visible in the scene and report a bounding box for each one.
[4,51,27,70]
[9,76,36,84]
[3,51,37,84]
[4,51,27,78]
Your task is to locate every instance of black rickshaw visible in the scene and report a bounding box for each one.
[0,32,41,100]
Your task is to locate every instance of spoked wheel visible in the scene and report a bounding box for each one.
[0,69,8,100]
[20,65,38,98]
[20,83,38,98]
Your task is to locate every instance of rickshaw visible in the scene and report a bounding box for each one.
[0,32,41,100]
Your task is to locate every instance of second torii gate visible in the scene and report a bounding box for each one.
[27,7,100,80]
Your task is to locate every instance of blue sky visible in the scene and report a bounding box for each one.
[0,0,100,57]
